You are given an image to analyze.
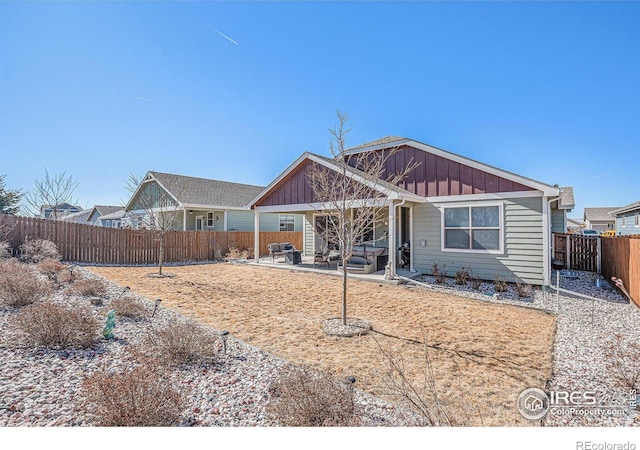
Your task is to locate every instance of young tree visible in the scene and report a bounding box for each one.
[0,175,23,215]
[307,111,418,326]
[25,170,80,219]
[125,172,182,276]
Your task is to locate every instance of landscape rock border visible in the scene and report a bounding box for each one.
[322,317,372,337]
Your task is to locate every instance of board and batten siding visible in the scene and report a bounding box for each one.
[412,195,545,285]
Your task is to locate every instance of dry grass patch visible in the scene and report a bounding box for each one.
[87,264,556,426]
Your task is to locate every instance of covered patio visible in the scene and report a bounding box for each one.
[247,152,425,279]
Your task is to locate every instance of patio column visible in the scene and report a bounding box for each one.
[254,211,260,263]
[223,210,228,231]
[409,205,415,272]
[388,201,396,278]
[183,209,187,231]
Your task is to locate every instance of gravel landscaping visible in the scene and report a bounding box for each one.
[0,266,421,427]
[2,259,637,427]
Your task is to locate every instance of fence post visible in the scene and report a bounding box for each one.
[596,237,602,274]
[565,234,571,270]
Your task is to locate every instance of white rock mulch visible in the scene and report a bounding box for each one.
[0,267,421,427]
[410,270,640,426]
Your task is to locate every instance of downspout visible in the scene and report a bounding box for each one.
[544,195,561,287]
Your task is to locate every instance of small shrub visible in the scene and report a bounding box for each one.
[515,280,532,298]
[607,334,640,391]
[58,268,81,284]
[19,238,60,263]
[111,295,148,321]
[80,364,186,426]
[37,258,66,282]
[494,275,508,293]
[433,263,447,284]
[12,301,100,349]
[471,276,482,290]
[226,247,249,260]
[267,365,360,426]
[145,319,218,366]
[0,259,53,308]
[0,241,12,259]
[454,268,470,286]
[66,278,107,298]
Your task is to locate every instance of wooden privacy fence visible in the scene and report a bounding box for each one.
[0,214,302,265]
[552,233,600,272]
[601,235,640,306]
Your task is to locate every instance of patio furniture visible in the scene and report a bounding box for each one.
[337,256,375,274]
[268,242,294,261]
[285,249,302,265]
[314,246,330,268]
[351,245,388,272]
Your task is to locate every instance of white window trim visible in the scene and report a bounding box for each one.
[439,202,505,254]
[635,213,639,227]
[622,216,627,228]
[207,212,214,227]
[279,214,295,232]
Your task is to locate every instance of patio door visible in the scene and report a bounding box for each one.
[314,214,339,252]
[195,216,204,231]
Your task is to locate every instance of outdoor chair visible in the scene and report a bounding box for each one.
[268,242,293,261]
[313,246,331,268]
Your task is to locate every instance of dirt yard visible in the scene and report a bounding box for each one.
[86,263,556,426]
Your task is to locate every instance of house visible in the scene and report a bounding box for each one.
[125,171,302,232]
[57,209,92,224]
[583,207,619,232]
[566,217,585,234]
[609,201,640,236]
[86,205,126,228]
[248,137,574,286]
[40,203,82,219]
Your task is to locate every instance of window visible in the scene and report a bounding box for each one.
[207,212,214,227]
[635,213,640,227]
[622,216,627,227]
[279,214,295,232]
[442,204,502,252]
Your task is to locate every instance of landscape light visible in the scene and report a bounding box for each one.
[117,286,130,299]
[152,298,162,317]
[345,376,356,392]
[219,330,230,354]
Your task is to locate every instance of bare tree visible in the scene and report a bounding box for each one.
[125,172,182,276]
[25,170,80,219]
[307,111,418,325]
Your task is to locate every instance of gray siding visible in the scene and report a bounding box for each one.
[551,207,566,233]
[413,196,545,285]
[616,212,640,236]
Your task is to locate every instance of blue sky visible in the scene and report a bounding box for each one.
[1,1,638,218]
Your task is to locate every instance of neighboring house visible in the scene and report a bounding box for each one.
[249,136,574,286]
[125,171,302,232]
[583,207,619,232]
[566,217,585,234]
[57,209,92,224]
[609,201,640,236]
[40,203,82,219]
[86,205,126,228]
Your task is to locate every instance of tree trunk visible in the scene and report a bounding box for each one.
[342,256,348,325]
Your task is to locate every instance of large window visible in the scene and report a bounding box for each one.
[442,204,503,252]
[279,214,295,232]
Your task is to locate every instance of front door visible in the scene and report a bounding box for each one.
[195,216,204,231]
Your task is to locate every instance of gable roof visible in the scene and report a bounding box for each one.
[87,205,124,222]
[58,209,92,224]
[345,136,561,197]
[126,171,265,211]
[249,151,426,208]
[558,187,575,210]
[609,201,640,217]
[584,207,620,222]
